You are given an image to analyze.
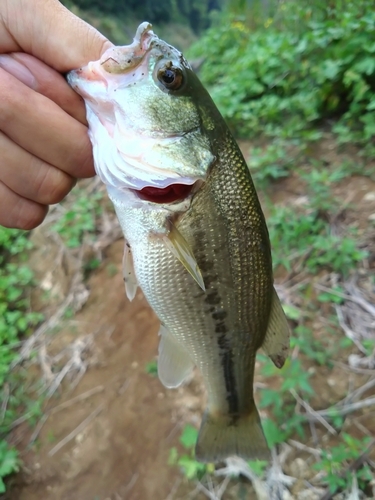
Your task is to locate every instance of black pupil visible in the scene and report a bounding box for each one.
[163,69,175,84]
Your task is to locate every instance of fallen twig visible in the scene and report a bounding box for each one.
[48,404,103,457]
[49,385,104,415]
[314,283,375,317]
[290,389,337,435]
[302,396,375,424]
[28,385,104,445]
[288,439,322,458]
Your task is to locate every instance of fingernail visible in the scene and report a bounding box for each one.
[0,54,37,89]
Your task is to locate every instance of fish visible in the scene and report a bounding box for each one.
[67,22,290,463]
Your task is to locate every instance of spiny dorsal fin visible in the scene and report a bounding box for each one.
[158,325,195,388]
[162,221,205,291]
[122,242,138,302]
[262,288,291,368]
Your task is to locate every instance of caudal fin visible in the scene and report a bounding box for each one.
[195,401,270,463]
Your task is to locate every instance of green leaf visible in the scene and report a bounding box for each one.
[0,443,19,477]
[262,418,287,448]
[283,304,302,321]
[179,425,198,450]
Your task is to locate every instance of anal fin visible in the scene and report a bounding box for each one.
[158,325,195,388]
[122,242,138,302]
[262,287,291,368]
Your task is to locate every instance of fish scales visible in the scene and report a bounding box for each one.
[67,21,290,463]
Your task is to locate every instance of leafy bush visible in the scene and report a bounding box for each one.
[0,442,20,493]
[51,188,103,248]
[269,206,367,275]
[0,228,44,492]
[0,229,43,384]
[189,1,375,151]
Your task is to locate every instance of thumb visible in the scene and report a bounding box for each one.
[1,0,113,71]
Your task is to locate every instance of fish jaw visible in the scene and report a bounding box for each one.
[67,22,214,196]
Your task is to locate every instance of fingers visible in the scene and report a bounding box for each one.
[0,67,94,178]
[0,130,76,204]
[11,53,88,124]
[1,0,113,71]
[0,182,48,230]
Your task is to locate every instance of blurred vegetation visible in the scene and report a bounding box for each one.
[61,0,223,45]
[0,229,43,492]
[189,0,375,155]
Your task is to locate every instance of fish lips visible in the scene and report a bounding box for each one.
[66,21,155,94]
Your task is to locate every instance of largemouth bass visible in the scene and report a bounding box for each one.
[68,22,290,463]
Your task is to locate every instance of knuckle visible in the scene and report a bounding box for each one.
[19,206,48,230]
[35,166,75,204]
[62,123,94,179]
[4,200,48,230]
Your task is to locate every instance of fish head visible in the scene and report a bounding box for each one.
[67,22,215,208]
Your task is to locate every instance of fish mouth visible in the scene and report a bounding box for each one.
[132,183,195,204]
[99,22,155,74]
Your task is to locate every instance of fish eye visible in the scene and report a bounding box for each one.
[157,66,183,90]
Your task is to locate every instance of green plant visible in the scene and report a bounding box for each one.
[0,441,20,493]
[268,206,367,276]
[248,139,302,187]
[0,227,45,493]
[258,356,313,442]
[0,229,44,385]
[51,188,103,248]
[169,424,214,479]
[313,434,372,493]
[189,1,375,154]
[145,360,158,376]
[292,324,333,366]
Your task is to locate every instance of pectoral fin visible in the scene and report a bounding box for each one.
[122,243,138,302]
[158,325,195,388]
[262,288,291,368]
[162,222,205,291]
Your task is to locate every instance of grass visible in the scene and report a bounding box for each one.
[0,228,44,491]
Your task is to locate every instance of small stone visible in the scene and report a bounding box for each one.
[297,488,325,500]
[363,192,375,201]
[75,432,84,443]
[282,490,293,500]
[289,458,309,479]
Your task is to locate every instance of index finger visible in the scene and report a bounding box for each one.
[1,0,113,71]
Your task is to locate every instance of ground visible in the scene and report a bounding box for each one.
[2,137,375,500]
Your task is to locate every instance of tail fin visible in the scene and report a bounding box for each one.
[195,401,270,463]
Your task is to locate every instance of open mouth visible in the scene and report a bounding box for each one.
[134,183,194,204]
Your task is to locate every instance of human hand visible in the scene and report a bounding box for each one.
[0,0,112,229]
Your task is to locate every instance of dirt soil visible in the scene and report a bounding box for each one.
[2,136,375,500]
